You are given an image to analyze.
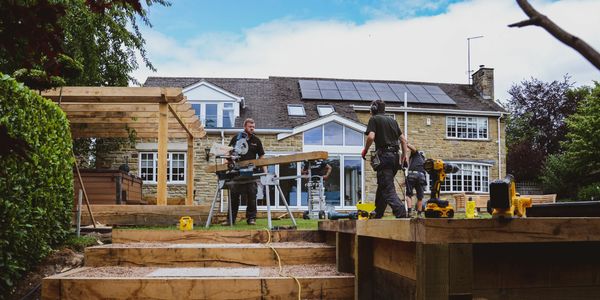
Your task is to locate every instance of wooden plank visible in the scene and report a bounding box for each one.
[355,236,374,300]
[84,244,335,267]
[206,151,328,173]
[74,205,208,226]
[373,267,417,300]
[112,229,325,244]
[356,219,415,241]
[336,232,354,273]
[418,218,600,244]
[319,220,357,234]
[372,239,416,280]
[416,243,449,300]
[448,244,473,299]
[42,276,354,299]
[71,130,191,139]
[186,135,194,205]
[42,86,183,103]
[473,286,600,300]
[157,102,168,206]
[168,103,194,138]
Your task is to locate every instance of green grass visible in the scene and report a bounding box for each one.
[119,218,319,231]
[63,234,99,251]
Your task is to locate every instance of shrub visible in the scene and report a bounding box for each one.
[578,183,600,201]
[0,74,73,295]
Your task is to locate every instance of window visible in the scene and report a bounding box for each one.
[288,104,306,116]
[324,122,343,145]
[191,102,237,128]
[317,105,335,116]
[440,162,490,193]
[223,103,235,128]
[139,152,186,184]
[446,116,488,139]
[303,122,364,147]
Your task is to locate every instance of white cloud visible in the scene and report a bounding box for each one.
[131,0,600,102]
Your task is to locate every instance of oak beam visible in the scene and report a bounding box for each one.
[156,102,168,206]
[186,135,194,205]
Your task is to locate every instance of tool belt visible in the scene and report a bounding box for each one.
[407,170,427,185]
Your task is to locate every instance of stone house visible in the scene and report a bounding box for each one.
[100,66,506,211]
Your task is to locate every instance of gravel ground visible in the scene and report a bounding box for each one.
[66,265,352,278]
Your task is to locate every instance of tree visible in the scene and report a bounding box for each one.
[540,83,600,198]
[0,0,169,89]
[509,0,600,71]
[505,76,589,180]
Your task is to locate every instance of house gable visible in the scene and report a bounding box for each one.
[183,80,244,103]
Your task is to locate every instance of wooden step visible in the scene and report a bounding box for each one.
[42,266,354,299]
[112,229,325,244]
[85,243,336,267]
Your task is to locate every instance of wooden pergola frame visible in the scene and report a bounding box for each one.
[43,87,206,206]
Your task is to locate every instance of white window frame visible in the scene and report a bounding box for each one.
[303,121,364,154]
[138,152,187,184]
[317,105,335,116]
[287,104,306,116]
[446,116,488,140]
[190,101,237,128]
[439,162,491,193]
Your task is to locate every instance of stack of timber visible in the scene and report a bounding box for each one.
[42,229,354,299]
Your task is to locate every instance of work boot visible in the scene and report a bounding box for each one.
[247,219,256,225]
[221,220,234,226]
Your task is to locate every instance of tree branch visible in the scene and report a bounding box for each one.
[509,0,600,71]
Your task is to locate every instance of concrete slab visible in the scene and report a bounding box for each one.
[148,267,260,277]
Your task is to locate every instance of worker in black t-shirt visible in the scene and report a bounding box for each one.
[227,118,266,225]
[361,100,409,218]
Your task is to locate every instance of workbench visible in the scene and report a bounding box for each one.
[319,218,600,300]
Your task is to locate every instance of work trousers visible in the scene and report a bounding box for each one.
[374,151,407,218]
[229,182,258,223]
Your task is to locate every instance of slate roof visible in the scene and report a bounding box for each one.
[144,76,506,129]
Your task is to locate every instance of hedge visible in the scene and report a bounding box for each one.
[0,74,74,296]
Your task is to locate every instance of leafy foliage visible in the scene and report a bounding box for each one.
[540,83,600,199]
[0,0,169,89]
[0,74,74,295]
[506,76,588,180]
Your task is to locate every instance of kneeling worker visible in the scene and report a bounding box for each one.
[227,118,267,225]
[406,143,427,217]
[361,100,409,218]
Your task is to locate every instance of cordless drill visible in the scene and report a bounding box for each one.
[423,159,459,218]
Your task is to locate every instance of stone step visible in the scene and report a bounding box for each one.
[42,266,354,299]
[85,242,336,267]
[112,229,325,244]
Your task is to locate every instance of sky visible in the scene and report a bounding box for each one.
[131,0,600,103]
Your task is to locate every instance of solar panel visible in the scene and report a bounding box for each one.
[354,82,375,91]
[406,84,427,94]
[298,80,456,105]
[376,90,400,102]
[432,94,455,104]
[340,90,361,100]
[320,89,342,100]
[335,81,356,91]
[299,80,318,90]
[423,85,445,95]
[413,92,438,104]
[317,80,337,90]
[301,89,322,99]
[358,90,379,101]
[371,83,392,92]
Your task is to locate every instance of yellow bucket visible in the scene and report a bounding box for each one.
[179,216,194,231]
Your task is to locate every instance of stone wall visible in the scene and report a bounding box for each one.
[96,112,505,206]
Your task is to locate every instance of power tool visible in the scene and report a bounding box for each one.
[487,174,532,218]
[423,159,459,218]
[328,202,376,220]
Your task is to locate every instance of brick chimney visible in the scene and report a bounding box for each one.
[472,65,494,100]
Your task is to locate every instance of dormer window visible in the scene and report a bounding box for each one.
[183,80,243,128]
[287,104,306,116]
